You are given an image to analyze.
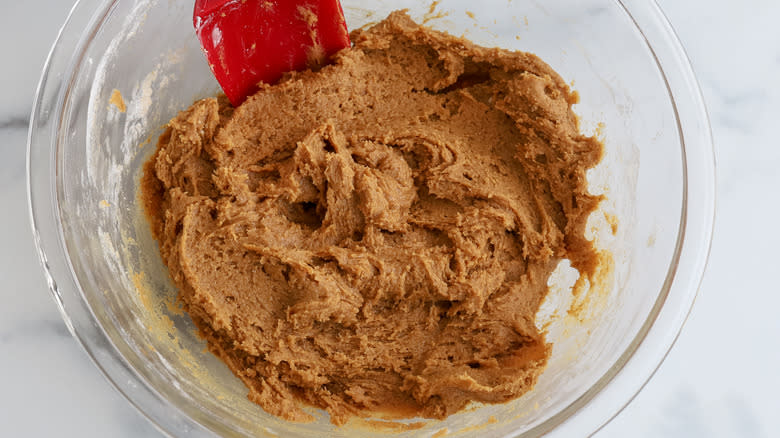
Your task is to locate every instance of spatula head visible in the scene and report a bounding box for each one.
[194,0,351,106]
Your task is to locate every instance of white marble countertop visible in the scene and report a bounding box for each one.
[2,1,778,436]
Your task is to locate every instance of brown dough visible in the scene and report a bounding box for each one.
[142,11,603,425]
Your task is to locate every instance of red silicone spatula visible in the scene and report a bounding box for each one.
[194,0,351,106]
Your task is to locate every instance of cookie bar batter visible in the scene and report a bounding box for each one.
[142,11,603,425]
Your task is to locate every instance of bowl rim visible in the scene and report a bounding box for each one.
[27,0,715,437]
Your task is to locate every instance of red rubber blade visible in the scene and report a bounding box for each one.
[194,0,351,106]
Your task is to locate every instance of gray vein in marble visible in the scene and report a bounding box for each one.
[713,113,752,134]
[585,5,607,16]
[0,115,30,131]
[0,128,29,188]
[703,78,769,107]
[655,388,709,437]
[650,387,769,438]
[0,318,70,344]
[718,91,766,107]
[726,396,768,438]
[701,81,769,134]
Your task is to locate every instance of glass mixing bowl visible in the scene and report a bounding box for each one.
[28,0,715,436]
